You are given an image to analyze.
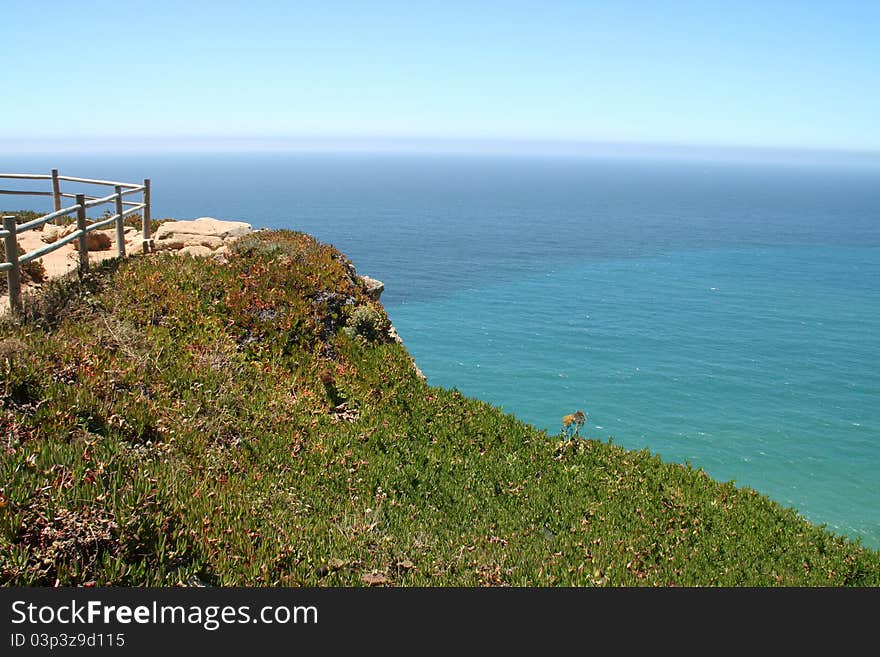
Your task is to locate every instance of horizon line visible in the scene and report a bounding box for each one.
[3,136,880,166]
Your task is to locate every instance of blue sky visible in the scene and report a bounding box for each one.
[3,1,879,153]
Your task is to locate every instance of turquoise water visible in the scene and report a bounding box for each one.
[4,153,879,546]
[389,246,880,545]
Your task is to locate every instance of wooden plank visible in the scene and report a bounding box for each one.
[60,192,140,207]
[115,186,126,258]
[0,173,52,180]
[119,185,146,197]
[2,216,22,316]
[86,214,120,231]
[57,175,140,188]
[16,203,81,232]
[51,168,62,213]
[142,178,152,246]
[0,189,53,196]
[76,195,89,274]
[83,191,119,208]
[121,203,145,218]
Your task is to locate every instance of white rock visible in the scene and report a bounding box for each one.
[178,245,213,258]
[359,275,385,301]
[41,224,63,244]
[185,235,226,249]
[154,217,252,244]
[129,237,155,253]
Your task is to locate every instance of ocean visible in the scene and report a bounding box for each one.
[3,152,878,547]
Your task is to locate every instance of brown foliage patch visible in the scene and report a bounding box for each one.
[17,506,119,584]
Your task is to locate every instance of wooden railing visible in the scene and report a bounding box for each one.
[0,170,152,315]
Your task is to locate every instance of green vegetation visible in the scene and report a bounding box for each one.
[1,229,878,586]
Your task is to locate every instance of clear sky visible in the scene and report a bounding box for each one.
[3,0,879,153]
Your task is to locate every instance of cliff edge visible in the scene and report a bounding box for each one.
[1,229,878,586]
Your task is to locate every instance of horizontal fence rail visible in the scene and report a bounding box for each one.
[59,191,143,207]
[0,173,52,180]
[0,169,152,316]
[56,175,142,188]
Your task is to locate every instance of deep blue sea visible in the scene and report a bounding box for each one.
[4,152,879,547]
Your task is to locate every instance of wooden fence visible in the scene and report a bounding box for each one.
[0,170,152,316]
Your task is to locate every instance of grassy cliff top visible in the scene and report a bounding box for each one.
[1,230,878,586]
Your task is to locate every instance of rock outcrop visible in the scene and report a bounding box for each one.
[346,272,423,380]
[154,217,253,255]
[40,224,63,244]
[179,245,214,258]
[75,231,112,252]
[359,275,385,301]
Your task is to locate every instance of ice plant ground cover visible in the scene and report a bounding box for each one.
[1,230,878,586]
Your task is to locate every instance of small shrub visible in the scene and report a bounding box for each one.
[18,259,120,330]
[230,234,287,259]
[343,304,389,342]
[561,410,587,438]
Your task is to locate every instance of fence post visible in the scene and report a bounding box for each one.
[75,194,89,275]
[2,215,22,316]
[114,185,126,258]
[51,168,62,218]
[142,178,151,252]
